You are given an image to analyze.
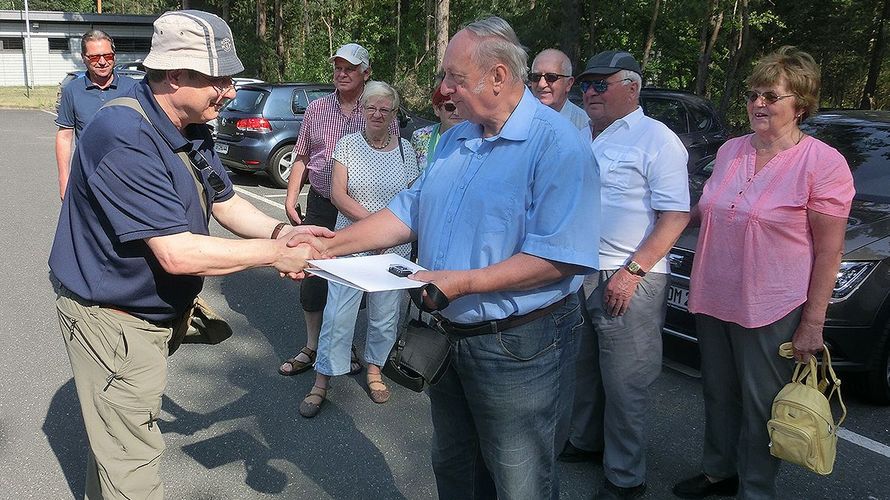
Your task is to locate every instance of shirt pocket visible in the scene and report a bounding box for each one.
[599,146,642,191]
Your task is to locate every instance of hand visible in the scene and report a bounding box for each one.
[274,242,318,280]
[791,317,825,363]
[286,202,302,225]
[603,268,641,317]
[285,225,335,247]
[409,270,469,309]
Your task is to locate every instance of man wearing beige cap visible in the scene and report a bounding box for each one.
[279,42,396,378]
[49,10,330,498]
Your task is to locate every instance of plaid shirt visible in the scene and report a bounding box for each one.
[293,90,397,199]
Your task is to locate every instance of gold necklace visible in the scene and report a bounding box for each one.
[363,131,391,150]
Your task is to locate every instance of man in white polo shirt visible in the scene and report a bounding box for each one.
[563,50,690,500]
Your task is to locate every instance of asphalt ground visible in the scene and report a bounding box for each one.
[0,108,888,499]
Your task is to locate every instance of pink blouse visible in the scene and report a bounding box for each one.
[688,134,854,328]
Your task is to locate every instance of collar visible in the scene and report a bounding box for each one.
[455,88,538,144]
[334,88,364,115]
[83,70,119,90]
[134,80,191,152]
[612,105,644,130]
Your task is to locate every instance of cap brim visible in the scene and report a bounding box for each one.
[329,54,362,65]
[577,67,622,79]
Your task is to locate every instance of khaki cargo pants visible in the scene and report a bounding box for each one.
[56,286,172,500]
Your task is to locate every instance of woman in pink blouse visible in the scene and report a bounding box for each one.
[672,47,854,500]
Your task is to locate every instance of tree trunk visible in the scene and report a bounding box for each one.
[435,0,450,69]
[275,0,285,80]
[589,0,597,54]
[718,0,749,117]
[695,0,724,96]
[396,0,402,77]
[218,0,231,22]
[560,0,581,70]
[300,0,309,68]
[860,0,890,109]
[256,0,267,79]
[641,0,662,72]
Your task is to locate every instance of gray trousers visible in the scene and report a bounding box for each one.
[697,308,800,500]
[568,270,668,488]
[56,285,171,500]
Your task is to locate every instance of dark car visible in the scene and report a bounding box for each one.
[569,87,727,169]
[54,69,145,113]
[663,110,890,404]
[214,83,433,188]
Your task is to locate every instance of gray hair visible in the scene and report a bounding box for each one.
[81,29,114,55]
[464,16,529,83]
[532,48,572,76]
[360,80,400,110]
[620,69,642,98]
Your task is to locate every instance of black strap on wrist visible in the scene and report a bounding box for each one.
[270,222,287,239]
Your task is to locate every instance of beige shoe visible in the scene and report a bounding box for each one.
[299,385,327,418]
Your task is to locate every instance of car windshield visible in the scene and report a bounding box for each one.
[803,116,890,203]
[224,89,267,113]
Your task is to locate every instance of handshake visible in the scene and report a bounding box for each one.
[271,224,336,280]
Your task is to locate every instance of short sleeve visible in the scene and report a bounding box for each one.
[88,147,190,242]
[294,103,315,156]
[55,84,76,129]
[647,126,690,212]
[332,133,356,166]
[807,145,854,218]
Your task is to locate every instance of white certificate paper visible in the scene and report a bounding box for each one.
[306,254,427,292]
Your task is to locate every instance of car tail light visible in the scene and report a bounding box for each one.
[831,261,878,302]
[235,118,272,133]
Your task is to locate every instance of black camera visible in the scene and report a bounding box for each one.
[388,264,412,277]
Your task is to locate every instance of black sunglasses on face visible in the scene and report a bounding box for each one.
[441,102,457,112]
[529,72,570,84]
[743,90,796,104]
[187,149,226,194]
[578,78,632,94]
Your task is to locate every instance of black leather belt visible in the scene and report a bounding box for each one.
[438,296,570,337]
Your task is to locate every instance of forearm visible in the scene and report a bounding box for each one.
[462,254,583,295]
[147,232,290,276]
[213,194,284,239]
[801,249,843,326]
[285,157,308,207]
[628,211,691,271]
[325,209,413,256]
[331,191,371,222]
[55,129,74,198]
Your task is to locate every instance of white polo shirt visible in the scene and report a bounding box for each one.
[580,106,689,274]
[559,99,589,130]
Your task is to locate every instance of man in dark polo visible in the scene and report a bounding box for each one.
[54,30,137,200]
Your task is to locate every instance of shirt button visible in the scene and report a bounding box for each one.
[730,204,735,208]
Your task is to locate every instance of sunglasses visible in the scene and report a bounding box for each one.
[440,102,457,112]
[187,149,227,195]
[84,53,115,64]
[578,78,632,94]
[743,90,796,104]
[529,72,570,84]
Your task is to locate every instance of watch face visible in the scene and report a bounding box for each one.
[627,262,641,272]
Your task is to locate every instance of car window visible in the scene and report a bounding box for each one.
[226,89,267,113]
[687,103,714,132]
[802,118,890,203]
[289,89,330,114]
[643,97,689,134]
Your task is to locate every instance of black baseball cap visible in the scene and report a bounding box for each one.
[577,50,641,79]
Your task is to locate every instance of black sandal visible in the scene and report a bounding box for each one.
[278,347,316,376]
[349,345,363,375]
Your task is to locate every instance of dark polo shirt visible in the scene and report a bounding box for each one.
[55,71,138,137]
[49,81,235,323]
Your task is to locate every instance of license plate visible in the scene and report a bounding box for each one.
[667,285,689,311]
[214,143,229,154]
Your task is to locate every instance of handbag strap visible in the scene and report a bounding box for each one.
[102,97,210,220]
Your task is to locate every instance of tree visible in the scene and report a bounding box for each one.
[861,0,890,109]
[435,0,449,69]
[641,0,661,71]
[694,0,724,96]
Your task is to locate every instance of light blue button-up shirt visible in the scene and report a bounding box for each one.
[389,89,600,323]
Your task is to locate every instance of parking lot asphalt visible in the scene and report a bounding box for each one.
[1,108,888,499]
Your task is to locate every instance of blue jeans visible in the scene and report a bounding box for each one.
[429,294,582,500]
[314,282,402,376]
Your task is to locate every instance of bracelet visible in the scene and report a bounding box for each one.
[270,222,287,239]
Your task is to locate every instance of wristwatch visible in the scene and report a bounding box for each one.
[624,260,646,277]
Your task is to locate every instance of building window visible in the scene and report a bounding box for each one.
[48,38,71,53]
[0,37,24,51]
[114,37,151,52]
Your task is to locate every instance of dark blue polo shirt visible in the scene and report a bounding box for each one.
[49,80,235,323]
[55,71,139,137]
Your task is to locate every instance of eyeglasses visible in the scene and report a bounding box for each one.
[84,53,115,64]
[441,102,457,112]
[529,72,570,84]
[187,149,227,195]
[364,105,393,116]
[743,90,796,104]
[578,78,632,94]
[196,74,235,96]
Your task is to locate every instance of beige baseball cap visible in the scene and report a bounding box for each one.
[330,43,370,67]
[143,10,244,77]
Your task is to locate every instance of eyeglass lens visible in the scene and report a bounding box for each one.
[365,106,393,115]
[86,53,114,64]
[529,72,566,84]
[579,80,609,94]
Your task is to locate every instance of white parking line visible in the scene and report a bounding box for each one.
[233,186,285,210]
[838,428,890,458]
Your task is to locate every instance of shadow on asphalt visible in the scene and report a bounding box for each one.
[42,378,88,498]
